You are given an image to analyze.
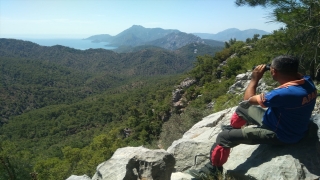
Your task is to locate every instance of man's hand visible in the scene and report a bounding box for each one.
[251,64,266,82]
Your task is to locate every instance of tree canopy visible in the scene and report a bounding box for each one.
[235,0,320,78]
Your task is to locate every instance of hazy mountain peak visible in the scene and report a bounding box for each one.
[129,25,145,30]
[193,28,270,41]
[220,28,241,33]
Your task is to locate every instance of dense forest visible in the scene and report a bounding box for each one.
[1,0,320,179]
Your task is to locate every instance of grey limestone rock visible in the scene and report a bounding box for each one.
[167,108,236,173]
[227,72,271,94]
[91,146,175,180]
[66,175,91,180]
[171,172,194,180]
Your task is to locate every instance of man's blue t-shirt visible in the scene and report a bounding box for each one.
[257,76,317,143]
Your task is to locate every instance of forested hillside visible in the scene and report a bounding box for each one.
[0,39,223,75]
[1,1,320,179]
[0,38,222,123]
[0,76,179,179]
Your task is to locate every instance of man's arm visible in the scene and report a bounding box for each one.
[244,65,266,104]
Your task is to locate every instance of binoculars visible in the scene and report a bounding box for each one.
[252,64,271,72]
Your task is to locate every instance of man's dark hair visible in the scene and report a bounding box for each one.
[271,55,299,75]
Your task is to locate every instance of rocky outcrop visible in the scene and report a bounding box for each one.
[168,108,233,173]
[169,108,320,180]
[172,78,196,109]
[227,71,271,94]
[90,146,175,180]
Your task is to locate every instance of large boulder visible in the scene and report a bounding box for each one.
[167,107,320,180]
[167,108,236,172]
[224,142,319,180]
[91,146,175,180]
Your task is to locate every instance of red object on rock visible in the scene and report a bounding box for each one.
[230,112,246,128]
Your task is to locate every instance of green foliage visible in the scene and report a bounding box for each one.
[189,55,220,85]
[222,57,245,78]
[34,157,70,180]
[224,38,237,48]
[214,48,233,63]
[0,141,32,180]
[214,93,243,112]
[235,0,320,78]
[0,57,131,123]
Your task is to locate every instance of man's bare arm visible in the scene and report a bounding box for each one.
[248,95,260,105]
[244,64,266,102]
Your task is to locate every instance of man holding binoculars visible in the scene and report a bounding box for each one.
[190,55,317,179]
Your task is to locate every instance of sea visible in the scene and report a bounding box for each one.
[19,38,116,50]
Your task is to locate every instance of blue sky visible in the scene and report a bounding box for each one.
[0,0,283,39]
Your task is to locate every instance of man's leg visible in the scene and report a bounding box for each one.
[190,105,269,179]
[235,104,266,126]
[227,104,266,129]
[209,105,271,169]
[210,126,286,167]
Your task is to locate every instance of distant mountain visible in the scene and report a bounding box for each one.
[85,25,224,52]
[193,28,270,41]
[84,34,113,43]
[85,25,180,47]
[145,32,202,50]
[111,25,180,46]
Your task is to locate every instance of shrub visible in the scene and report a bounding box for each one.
[158,107,211,149]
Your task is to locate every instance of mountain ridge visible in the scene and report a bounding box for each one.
[85,25,182,48]
[84,25,267,51]
[193,28,270,41]
[0,38,222,75]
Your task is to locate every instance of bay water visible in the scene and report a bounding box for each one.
[20,38,116,50]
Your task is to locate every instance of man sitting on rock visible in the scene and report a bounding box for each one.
[189,55,317,179]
